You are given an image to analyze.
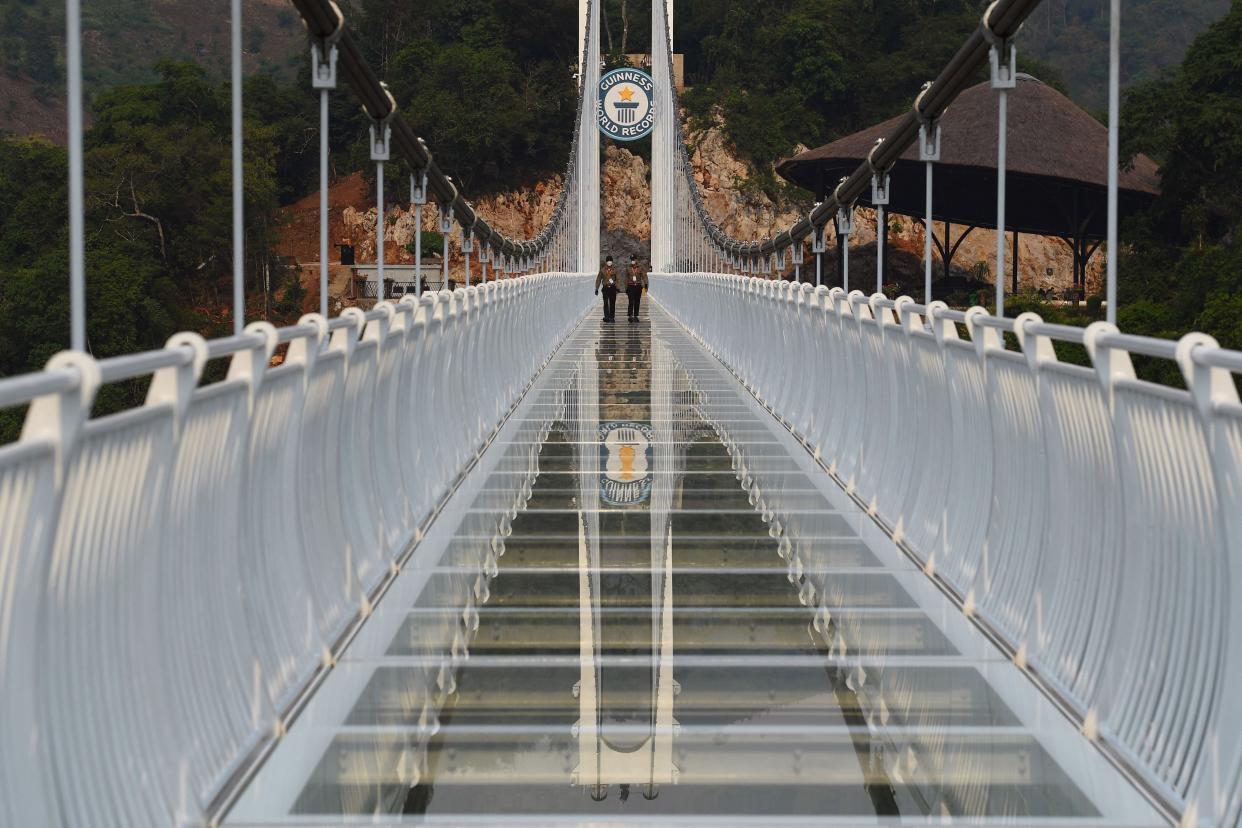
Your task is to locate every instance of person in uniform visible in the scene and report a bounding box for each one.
[625,254,647,322]
[595,256,620,322]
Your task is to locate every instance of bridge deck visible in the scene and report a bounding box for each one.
[227,305,1163,826]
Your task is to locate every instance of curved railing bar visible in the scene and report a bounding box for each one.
[0,5,604,825]
[652,272,1242,826]
[0,274,597,828]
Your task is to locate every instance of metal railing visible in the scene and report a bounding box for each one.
[0,0,608,820]
[0,276,594,827]
[653,272,1242,827]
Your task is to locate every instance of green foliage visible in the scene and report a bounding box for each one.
[1019,0,1230,110]
[0,0,62,90]
[348,0,578,195]
[406,230,444,260]
[679,0,1023,192]
[1122,5,1242,247]
[1,0,308,105]
[1113,3,1242,383]
[601,0,651,58]
[0,62,316,439]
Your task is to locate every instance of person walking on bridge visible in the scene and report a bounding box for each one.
[595,255,620,323]
[625,254,647,322]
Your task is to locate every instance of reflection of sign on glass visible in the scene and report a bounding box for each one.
[599,421,653,505]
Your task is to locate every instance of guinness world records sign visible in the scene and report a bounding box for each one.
[597,68,656,141]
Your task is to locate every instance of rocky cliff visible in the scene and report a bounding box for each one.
[281,119,1103,305]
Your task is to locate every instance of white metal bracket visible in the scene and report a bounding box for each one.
[836,206,855,237]
[834,179,856,237]
[311,43,338,90]
[811,223,828,255]
[981,2,1018,89]
[868,139,892,207]
[918,122,942,162]
[368,83,397,162]
[369,118,392,163]
[309,1,343,90]
[914,83,942,162]
[410,171,429,206]
[988,42,1018,89]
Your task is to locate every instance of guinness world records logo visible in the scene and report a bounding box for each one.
[597,68,656,141]
[599,421,654,505]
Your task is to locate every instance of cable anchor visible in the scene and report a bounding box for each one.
[981,1,1019,89]
[309,0,343,90]
[914,82,942,162]
[833,178,856,237]
[868,139,893,207]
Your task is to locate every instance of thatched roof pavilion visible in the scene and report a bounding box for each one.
[777,74,1161,292]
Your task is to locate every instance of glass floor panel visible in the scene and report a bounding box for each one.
[227,307,1165,826]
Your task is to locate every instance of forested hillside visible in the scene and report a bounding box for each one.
[2,0,1240,432]
[1112,0,1242,375]
[0,0,306,138]
[0,62,319,440]
[344,0,580,194]
[1020,0,1230,109]
[677,0,1067,192]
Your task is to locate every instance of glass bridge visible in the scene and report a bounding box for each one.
[227,306,1163,826]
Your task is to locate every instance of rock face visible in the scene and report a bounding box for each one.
[601,145,651,263]
[688,126,807,241]
[814,209,1105,297]
[681,120,1103,295]
[288,118,1103,296]
[340,178,564,274]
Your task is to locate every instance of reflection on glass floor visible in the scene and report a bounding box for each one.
[227,307,1165,826]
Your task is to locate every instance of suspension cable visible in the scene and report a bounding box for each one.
[656,0,1043,287]
[290,0,583,266]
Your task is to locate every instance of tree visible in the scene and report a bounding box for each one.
[349,0,578,196]
[0,61,314,440]
[1115,2,1242,382]
[680,0,1010,197]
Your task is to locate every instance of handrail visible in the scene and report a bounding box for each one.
[972,314,1017,333]
[0,368,80,410]
[96,347,194,384]
[0,272,595,828]
[651,271,1242,827]
[206,333,268,360]
[1193,344,1242,373]
[1096,330,1180,361]
[1026,321,1088,344]
[276,322,320,344]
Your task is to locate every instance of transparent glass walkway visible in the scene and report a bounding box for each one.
[229,306,1164,826]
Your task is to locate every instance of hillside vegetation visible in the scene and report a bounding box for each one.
[1019,0,1231,110]
[2,0,1241,436]
[679,0,1046,181]
[0,0,306,99]
[0,63,318,439]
